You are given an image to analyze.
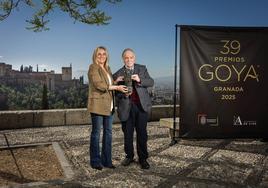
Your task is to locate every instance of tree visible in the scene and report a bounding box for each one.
[0,88,8,110]
[42,83,49,109]
[0,0,121,32]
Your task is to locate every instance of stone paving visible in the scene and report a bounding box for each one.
[0,122,268,188]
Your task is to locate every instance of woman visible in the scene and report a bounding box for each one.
[87,46,127,170]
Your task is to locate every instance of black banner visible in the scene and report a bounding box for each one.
[180,25,268,138]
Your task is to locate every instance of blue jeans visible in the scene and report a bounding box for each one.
[90,113,113,167]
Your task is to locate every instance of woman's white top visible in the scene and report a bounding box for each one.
[106,73,113,111]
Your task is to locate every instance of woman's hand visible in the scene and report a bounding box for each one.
[116,85,128,93]
[108,85,128,93]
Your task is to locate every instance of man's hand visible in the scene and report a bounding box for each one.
[114,76,124,84]
[131,74,140,83]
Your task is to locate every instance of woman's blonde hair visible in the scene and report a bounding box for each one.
[92,46,109,70]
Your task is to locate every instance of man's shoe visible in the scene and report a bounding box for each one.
[140,160,150,169]
[105,165,116,169]
[260,138,268,142]
[121,158,134,166]
[91,165,103,170]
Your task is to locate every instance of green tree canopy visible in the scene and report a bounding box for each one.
[0,0,121,32]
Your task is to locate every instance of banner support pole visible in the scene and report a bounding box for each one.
[170,24,179,146]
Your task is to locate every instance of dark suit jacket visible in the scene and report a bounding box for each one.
[113,64,154,121]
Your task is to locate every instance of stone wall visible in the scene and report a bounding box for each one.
[0,105,179,130]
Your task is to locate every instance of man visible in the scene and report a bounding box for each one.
[113,48,154,169]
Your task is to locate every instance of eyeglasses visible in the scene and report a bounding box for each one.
[97,53,107,57]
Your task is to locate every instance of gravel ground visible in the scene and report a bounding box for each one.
[0,122,268,188]
[0,145,64,187]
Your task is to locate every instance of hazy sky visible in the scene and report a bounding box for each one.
[1,0,268,79]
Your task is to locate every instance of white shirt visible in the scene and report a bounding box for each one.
[106,73,113,111]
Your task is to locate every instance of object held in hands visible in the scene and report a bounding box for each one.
[124,69,133,94]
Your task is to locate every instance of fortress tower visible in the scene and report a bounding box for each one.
[0,62,12,77]
[62,64,72,81]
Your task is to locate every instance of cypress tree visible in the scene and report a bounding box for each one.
[42,84,49,109]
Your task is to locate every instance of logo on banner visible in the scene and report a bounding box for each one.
[197,40,260,102]
[233,116,257,126]
[233,116,242,125]
[198,114,219,126]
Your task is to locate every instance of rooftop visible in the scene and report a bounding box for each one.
[0,121,268,188]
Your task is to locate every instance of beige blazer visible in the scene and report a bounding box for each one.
[87,63,114,116]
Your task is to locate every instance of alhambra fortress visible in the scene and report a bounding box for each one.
[0,62,83,91]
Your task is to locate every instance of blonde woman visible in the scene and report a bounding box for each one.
[88,46,127,170]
